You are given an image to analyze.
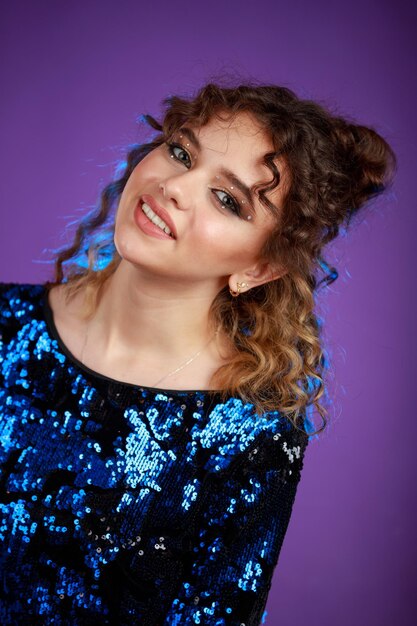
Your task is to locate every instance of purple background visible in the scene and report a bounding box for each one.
[1,1,415,624]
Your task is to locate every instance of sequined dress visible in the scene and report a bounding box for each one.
[0,282,310,625]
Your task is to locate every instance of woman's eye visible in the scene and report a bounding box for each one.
[167,141,242,217]
[212,189,240,216]
[167,143,191,168]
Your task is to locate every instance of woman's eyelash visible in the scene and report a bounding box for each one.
[211,189,240,215]
[167,142,192,167]
[166,141,242,216]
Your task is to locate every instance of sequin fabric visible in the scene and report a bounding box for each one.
[0,282,309,625]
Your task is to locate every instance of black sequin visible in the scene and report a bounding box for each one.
[0,283,309,625]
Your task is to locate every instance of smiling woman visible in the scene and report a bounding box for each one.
[0,81,395,625]
[113,112,285,305]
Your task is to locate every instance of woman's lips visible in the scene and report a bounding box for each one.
[140,194,177,238]
[134,201,175,240]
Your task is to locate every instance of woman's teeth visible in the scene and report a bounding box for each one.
[141,202,173,237]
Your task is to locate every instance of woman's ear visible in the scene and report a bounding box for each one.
[229,261,286,294]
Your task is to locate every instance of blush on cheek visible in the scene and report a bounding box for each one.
[194,220,261,265]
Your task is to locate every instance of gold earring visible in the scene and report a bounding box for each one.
[229,282,248,297]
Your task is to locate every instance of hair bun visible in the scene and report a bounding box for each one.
[332,119,396,221]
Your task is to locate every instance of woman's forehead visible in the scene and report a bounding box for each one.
[191,111,273,149]
[181,112,287,181]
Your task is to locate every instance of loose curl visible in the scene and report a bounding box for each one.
[45,81,396,436]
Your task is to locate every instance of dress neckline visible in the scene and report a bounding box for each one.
[41,283,224,398]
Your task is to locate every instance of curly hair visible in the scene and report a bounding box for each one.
[45,81,396,436]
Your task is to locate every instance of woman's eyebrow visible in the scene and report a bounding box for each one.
[218,167,255,211]
[178,126,256,211]
[178,126,201,150]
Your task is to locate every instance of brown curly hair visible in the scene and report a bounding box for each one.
[45,81,396,436]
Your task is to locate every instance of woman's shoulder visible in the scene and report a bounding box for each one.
[0,282,46,324]
[0,281,46,299]
[205,395,311,461]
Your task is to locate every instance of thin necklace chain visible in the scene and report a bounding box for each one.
[79,319,217,388]
[152,332,217,387]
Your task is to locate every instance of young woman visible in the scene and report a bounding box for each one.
[0,82,395,625]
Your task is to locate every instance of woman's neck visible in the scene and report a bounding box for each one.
[66,260,229,388]
[93,260,220,356]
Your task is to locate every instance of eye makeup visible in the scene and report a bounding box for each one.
[166,131,256,221]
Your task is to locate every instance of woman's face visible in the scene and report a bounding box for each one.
[114,110,287,295]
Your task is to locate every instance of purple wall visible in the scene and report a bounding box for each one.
[1,1,415,624]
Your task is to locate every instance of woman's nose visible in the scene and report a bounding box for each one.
[159,180,188,211]
[159,171,201,211]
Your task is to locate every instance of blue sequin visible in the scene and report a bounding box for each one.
[0,283,310,625]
